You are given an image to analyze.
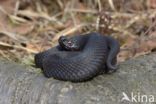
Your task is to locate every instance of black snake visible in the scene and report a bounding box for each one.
[35,32,120,82]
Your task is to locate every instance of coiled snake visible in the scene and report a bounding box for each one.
[35,32,120,82]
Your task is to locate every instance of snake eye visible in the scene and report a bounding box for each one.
[59,36,67,42]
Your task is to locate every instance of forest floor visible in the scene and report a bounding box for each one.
[0,0,156,66]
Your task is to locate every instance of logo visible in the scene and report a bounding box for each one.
[121,92,155,103]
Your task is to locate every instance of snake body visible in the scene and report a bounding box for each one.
[35,32,120,82]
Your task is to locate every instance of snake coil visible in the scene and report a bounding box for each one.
[35,32,120,82]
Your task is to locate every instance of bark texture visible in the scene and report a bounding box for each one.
[0,53,156,104]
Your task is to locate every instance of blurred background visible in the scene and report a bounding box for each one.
[0,0,156,66]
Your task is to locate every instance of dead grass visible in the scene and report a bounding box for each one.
[0,0,156,65]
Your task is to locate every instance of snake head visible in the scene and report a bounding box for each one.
[58,36,80,51]
[59,36,68,43]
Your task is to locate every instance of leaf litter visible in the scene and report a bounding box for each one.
[0,0,156,65]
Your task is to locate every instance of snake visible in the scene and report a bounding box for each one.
[34,32,120,82]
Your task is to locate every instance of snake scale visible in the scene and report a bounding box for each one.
[35,32,120,82]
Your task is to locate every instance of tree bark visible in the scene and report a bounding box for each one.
[0,53,156,104]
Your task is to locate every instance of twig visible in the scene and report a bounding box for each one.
[0,51,11,61]
[97,0,102,12]
[14,1,20,16]
[0,41,38,53]
[0,6,8,15]
[70,0,78,27]
[9,15,28,23]
[17,10,64,26]
[0,31,18,40]
[68,9,135,18]
[96,0,102,31]
[125,14,147,28]
[57,0,64,10]
[108,0,116,11]
[67,8,98,14]
[125,10,156,28]
[52,24,87,42]
[142,18,156,36]
[36,2,42,13]
[96,16,100,31]
[108,25,132,35]
[0,4,28,24]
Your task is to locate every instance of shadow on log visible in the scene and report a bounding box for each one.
[0,53,156,104]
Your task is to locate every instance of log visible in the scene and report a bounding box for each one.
[0,53,156,104]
